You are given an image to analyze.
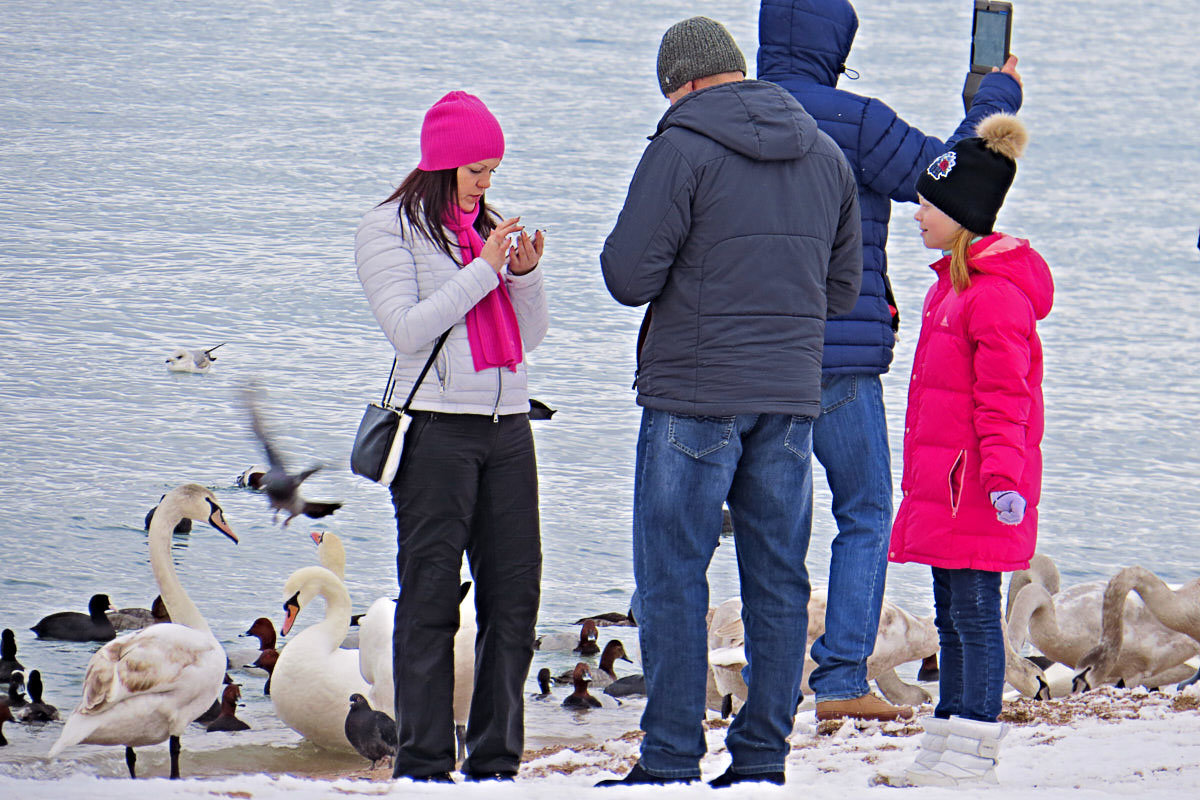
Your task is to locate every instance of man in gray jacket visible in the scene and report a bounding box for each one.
[597,17,862,788]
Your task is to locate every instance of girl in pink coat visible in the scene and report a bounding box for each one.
[889,114,1053,787]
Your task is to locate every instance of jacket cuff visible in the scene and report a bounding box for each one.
[506,264,543,288]
[983,475,1018,495]
[464,257,502,292]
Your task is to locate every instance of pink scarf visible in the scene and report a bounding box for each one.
[445,205,523,372]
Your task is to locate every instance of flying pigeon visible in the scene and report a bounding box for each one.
[242,387,342,526]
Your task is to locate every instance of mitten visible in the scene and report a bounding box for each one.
[989,490,1026,526]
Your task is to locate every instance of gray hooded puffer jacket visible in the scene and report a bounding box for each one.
[356,202,548,417]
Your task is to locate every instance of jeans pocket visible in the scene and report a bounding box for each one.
[784,415,814,462]
[821,374,858,415]
[667,413,734,459]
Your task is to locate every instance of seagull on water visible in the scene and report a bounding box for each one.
[165,343,225,373]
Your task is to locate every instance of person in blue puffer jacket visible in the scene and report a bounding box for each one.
[756,0,1023,722]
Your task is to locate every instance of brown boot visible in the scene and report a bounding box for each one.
[816,693,914,722]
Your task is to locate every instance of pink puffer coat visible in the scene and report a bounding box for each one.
[889,233,1054,572]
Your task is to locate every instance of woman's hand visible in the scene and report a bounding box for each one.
[480,217,523,273]
[508,229,545,276]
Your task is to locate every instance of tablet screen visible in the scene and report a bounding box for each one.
[973,10,1009,69]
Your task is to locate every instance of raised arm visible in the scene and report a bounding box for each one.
[858,61,1023,205]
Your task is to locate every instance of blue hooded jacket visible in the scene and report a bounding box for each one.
[757,0,1022,374]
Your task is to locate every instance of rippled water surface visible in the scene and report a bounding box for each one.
[2,0,1198,780]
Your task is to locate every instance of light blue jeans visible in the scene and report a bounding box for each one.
[807,374,894,703]
[631,408,814,778]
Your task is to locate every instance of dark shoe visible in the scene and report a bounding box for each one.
[595,762,699,787]
[708,766,786,788]
[402,772,455,783]
[463,771,516,781]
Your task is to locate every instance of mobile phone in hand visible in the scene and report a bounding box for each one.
[963,1,1013,112]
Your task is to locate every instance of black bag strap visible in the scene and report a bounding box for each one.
[381,329,452,412]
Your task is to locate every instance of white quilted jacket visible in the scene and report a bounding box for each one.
[356,201,548,417]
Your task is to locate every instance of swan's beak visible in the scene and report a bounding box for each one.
[310,531,323,546]
[207,501,238,543]
[281,594,301,636]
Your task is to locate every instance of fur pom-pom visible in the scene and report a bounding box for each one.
[976,113,1028,161]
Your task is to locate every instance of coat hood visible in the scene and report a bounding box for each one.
[757,0,858,88]
[934,233,1054,320]
[654,79,820,162]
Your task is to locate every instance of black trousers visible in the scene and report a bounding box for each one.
[389,411,541,777]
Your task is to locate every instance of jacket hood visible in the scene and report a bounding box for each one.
[654,79,819,162]
[757,0,858,88]
[934,234,1054,320]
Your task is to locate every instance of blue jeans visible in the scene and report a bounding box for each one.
[808,374,893,703]
[632,408,814,778]
[931,567,1004,722]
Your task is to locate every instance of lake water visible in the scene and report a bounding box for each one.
[2,0,1198,781]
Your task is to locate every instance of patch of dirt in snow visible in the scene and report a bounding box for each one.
[1000,685,1200,725]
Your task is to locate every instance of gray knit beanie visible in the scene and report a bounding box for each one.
[656,16,747,97]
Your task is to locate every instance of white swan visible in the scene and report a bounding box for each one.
[357,595,395,716]
[48,485,237,778]
[1002,564,1199,691]
[1072,566,1200,691]
[270,565,369,752]
[356,580,477,761]
[706,590,937,715]
[452,583,476,753]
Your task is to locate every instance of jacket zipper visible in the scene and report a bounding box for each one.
[435,351,448,394]
[948,449,967,518]
[492,368,501,422]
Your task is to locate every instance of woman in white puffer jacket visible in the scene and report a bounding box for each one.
[355,91,547,784]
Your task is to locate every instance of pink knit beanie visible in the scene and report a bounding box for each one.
[417,91,505,171]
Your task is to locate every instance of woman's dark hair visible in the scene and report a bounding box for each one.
[379,168,497,265]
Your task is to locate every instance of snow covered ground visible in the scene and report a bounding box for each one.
[5,685,1199,799]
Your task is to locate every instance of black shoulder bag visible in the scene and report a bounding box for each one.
[350,330,451,485]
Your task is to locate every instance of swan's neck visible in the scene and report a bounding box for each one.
[318,541,346,582]
[1124,567,1200,634]
[1029,554,1062,595]
[148,506,210,635]
[1099,571,1142,652]
[312,573,353,645]
[1007,584,1053,651]
[1001,616,1041,696]
[1006,572,1031,620]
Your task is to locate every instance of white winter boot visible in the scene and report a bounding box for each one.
[904,716,1007,787]
[901,716,953,783]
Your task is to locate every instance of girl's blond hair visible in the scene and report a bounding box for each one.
[948,227,981,294]
[941,113,1029,293]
